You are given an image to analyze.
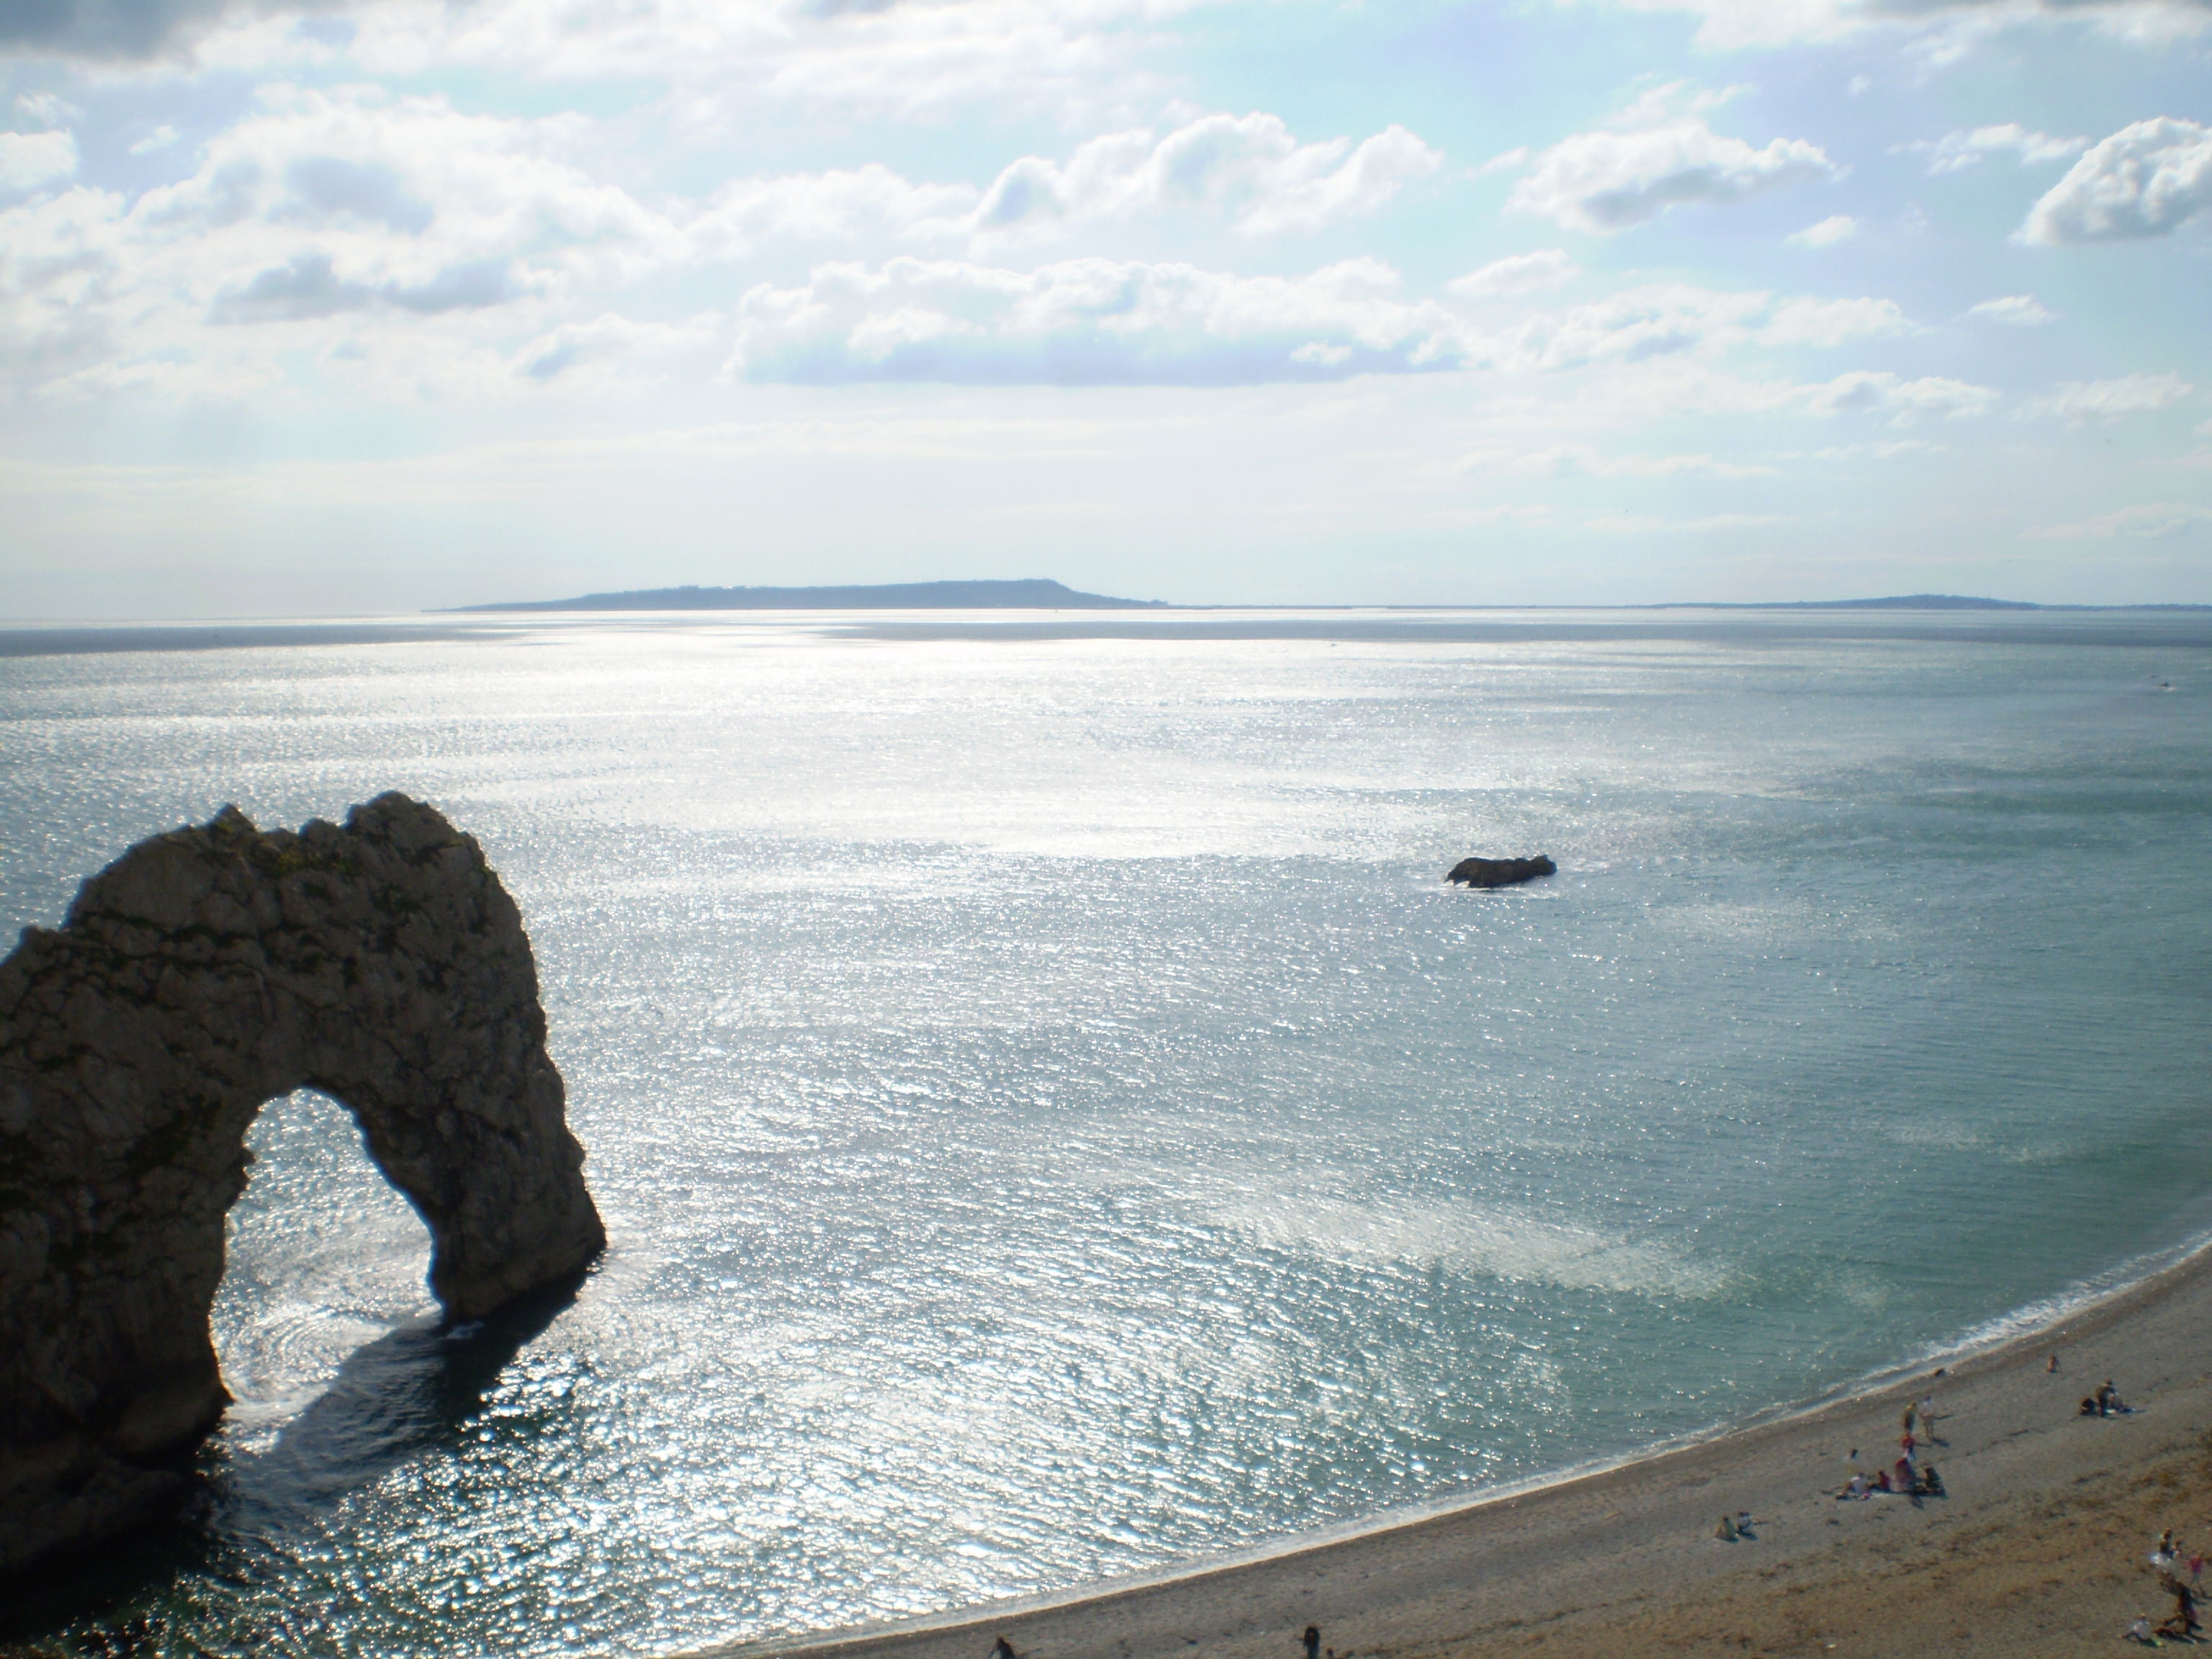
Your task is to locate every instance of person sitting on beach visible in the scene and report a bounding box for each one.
[1845,1473,1869,1500]
[2098,1380,2126,1414]
[1915,1464,1943,1497]
[2128,1614,2157,1645]
[2081,1396,2102,1417]
[1872,1468,1891,1493]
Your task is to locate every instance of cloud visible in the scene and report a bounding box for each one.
[727,255,1470,385]
[1802,369,2000,424]
[129,124,181,154]
[1573,0,2212,51]
[1786,214,1858,246]
[1458,444,1774,477]
[1964,293,2057,325]
[1583,511,1790,532]
[347,0,1198,121]
[0,85,685,397]
[2028,502,2212,539]
[1499,283,1905,369]
[0,129,78,193]
[1903,123,2087,175]
[518,310,719,380]
[2028,371,2191,422]
[1,0,237,58]
[15,92,83,127]
[207,250,520,321]
[2020,117,2212,243]
[1508,117,1839,233]
[971,113,1441,238]
[1761,295,1910,346]
[1446,249,1579,298]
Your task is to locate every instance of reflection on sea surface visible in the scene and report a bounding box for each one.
[2,609,2208,1655]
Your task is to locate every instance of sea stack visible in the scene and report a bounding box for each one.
[0,794,604,1576]
[1445,854,1557,888]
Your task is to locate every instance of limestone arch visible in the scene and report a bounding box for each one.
[0,793,605,1574]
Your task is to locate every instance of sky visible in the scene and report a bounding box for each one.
[1,0,2208,616]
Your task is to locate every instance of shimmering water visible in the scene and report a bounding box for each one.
[3,608,2209,1657]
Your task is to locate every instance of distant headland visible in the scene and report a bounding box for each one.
[444,578,1166,613]
[1659,594,2210,611]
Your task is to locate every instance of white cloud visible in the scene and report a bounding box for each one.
[1499,284,1905,369]
[2021,117,2212,243]
[1786,214,1858,246]
[129,125,181,155]
[1761,295,1911,346]
[971,113,1440,238]
[691,166,977,258]
[1802,369,2000,424]
[516,311,720,382]
[345,0,1199,121]
[1964,293,2058,325]
[1583,511,1790,532]
[2028,372,2192,422]
[0,129,78,193]
[2028,502,2212,539]
[1508,117,1839,233]
[1459,444,1774,477]
[1904,123,2087,175]
[14,93,84,128]
[0,85,688,399]
[1446,249,1579,297]
[1573,0,2212,52]
[726,255,1470,385]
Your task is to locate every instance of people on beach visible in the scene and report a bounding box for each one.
[1846,1472,1869,1500]
[2128,1613,2156,1645]
[2098,1379,2126,1413]
[1715,1514,1739,1541]
[1303,1625,1321,1659]
[2048,1353,2061,1374]
[993,1636,1020,1659]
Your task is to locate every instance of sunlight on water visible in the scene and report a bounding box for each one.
[2,609,2209,1655]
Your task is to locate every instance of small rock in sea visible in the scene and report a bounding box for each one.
[1445,854,1557,888]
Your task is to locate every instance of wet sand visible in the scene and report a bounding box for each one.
[704,1245,2212,1659]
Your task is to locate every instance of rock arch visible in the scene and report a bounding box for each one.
[0,793,605,1575]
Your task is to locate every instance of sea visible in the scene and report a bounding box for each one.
[1,607,2208,1658]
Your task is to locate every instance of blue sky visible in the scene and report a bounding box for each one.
[1,0,2208,614]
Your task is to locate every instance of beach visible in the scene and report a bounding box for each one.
[723,1245,2212,1659]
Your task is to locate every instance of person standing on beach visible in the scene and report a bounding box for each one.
[1304,1627,1321,1659]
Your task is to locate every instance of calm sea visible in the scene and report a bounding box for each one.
[3,608,2208,1657]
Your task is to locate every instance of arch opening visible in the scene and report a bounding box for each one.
[213,1089,440,1448]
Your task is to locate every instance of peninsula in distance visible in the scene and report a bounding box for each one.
[448,578,1167,612]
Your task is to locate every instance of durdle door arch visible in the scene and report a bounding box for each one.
[0,793,605,1576]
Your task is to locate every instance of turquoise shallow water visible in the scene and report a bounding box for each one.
[2,608,2209,1656]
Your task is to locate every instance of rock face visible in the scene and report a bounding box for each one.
[1446,854,1557,888]
[0,793,604,1575]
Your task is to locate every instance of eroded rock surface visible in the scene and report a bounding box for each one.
[1446,854,1557,889]
[0,793,603,1575]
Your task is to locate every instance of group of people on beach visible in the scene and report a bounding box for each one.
[2080,1378,2134,1417]
[1836,1395,1943,1501]
[2126,1529,2206,1645]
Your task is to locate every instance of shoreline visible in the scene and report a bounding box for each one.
[696,1236,2212,1659]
